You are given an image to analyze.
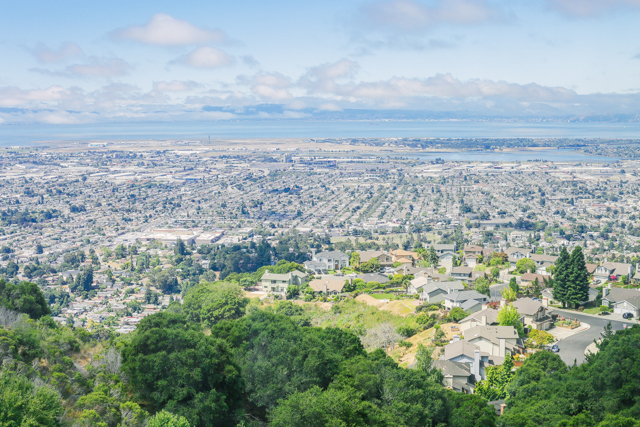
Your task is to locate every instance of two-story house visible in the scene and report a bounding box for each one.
[511,298,553,330]
[304,250,350,273]
[594,262,633,283]
[415,279,465,303]
[259,270,308,295]
[443,290,489,313]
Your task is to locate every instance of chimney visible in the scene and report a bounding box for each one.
[500,403,507,415]
[481,303,488,310]
[448,287,453,294]
[265,269,269,274]
[542,297,549,308]
[500,298,506,308]
[499,338,506,357]
[481,314,488,326]
[323,282,327,293]
[311,248,317,258]
[602,286,609,298]
[473,349,481,382]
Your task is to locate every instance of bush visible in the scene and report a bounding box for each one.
[398,340,413,349]
[600,305,610,312]
[397,325,418,337]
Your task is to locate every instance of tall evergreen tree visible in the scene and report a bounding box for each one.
[553,247,570,308]
[566,246,590,308]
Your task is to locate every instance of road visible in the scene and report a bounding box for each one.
[549,309,629,365]
[489,283,508,301]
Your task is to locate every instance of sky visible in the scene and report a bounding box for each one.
[1,0,640,124]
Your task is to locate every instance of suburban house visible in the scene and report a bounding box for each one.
[465,325,523,358]
[259,270,308,295]
[434,244,456,255]
[418,280,465,303]
[451,266,474,280]
[308,278,347,295]
[464,245,484,256]
[505,247,532,268]
[602,286,640,317]
[439,251,457,265]
[594,262,633,283]
[519,272,549,287]
[464,253,479,268]
[440,340,506,384]
[444,290,489,312]
[304,250,350,273]
[511,298,553,330]
[358,250,394,268]
[530,254,558,274]
[541,287,598,305]
[390,249,418,266]
[459,308,499,332]
[431,359,477,393]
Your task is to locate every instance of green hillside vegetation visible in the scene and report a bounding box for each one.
[3,278,640,427]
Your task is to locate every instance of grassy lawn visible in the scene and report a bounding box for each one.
[474,265,488,271]
[370,293,397,299]
[583,307,601,314]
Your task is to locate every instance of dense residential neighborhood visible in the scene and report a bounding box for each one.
[3,143,640,426]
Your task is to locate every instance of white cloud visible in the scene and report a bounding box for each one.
[0,85,76,107]
[153,80,201,92]
[176,47,234,68]
[305,59,359,80]
[251,85,293,101]
[547,0,640,17]
[32,57,131,78]
[317,102,342,111]
[112,13,227,46]
[361,0,504,32]
[303,73,577,102]
[32,42,83,63]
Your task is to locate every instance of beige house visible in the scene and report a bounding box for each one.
[308,278,346,295]
[259,270,308,295]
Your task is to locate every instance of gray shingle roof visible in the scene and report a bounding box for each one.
[511,298,543,316]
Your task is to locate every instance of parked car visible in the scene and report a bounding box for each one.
[551,344,559,353]
[598,311,610,316]
[623,312,634,319]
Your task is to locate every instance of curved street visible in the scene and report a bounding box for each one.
[549,308,632,365]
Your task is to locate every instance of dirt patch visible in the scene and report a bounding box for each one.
[355,294,385,308]
[378,300,415,317]
[393,328,436,367]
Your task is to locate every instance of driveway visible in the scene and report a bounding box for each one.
[548,308,630,365]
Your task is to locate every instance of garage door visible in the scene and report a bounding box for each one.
[614,306,636,316]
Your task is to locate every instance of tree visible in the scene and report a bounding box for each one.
[0,279,50,319]
[147,411,191,427]
[516,258,536,274]
[350,251,361,268]
[157,269,180,294]
[474,354,515,400]
[122,312,244,427]
[415,344,444,383]
[183,281,248,327]
[501,287,517,302]
[566,246,590,308]
[448,307,468,322]
[359,258,380,273]
[174,237,186,256]
[554,247,571,308]
[509,277,520,294]
[475,278,491,296]
[428,246,439,267]
[491,266,501,280]
[35,243,43,254]
[0,370,63,427]
[497,303,524,337]
[525,329,554,349]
